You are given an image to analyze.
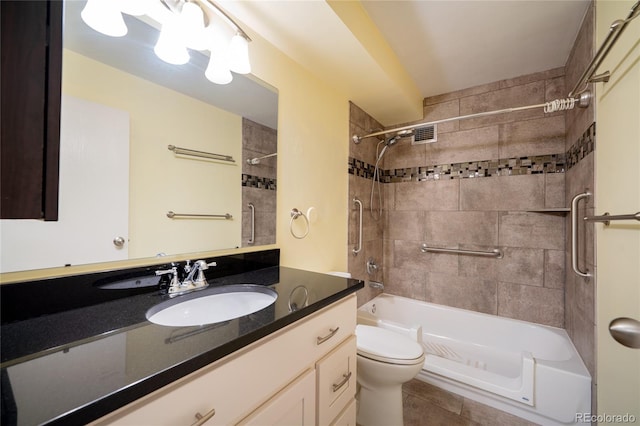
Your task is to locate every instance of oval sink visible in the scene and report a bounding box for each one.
[146,284,278,327]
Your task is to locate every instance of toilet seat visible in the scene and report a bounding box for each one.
[356,325,425,365]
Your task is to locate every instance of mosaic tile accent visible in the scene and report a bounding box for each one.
[242,174,277,190]
[349,123,595,183]
[349,154,566,183]
[348,158,377,179]
[566,122,595,170]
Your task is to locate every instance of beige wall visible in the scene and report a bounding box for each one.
[1,20,350,283]
[62,50,243,259]
[248,33,350,273]
[563,0,597,401]
[595,0,640,419]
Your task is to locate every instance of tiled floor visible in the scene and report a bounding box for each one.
[402,379,540,426]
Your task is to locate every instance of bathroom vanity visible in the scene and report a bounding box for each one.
[94,294,357,426]
[0,250,363,425]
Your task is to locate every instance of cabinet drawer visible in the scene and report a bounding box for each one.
[316,335,357,426]
[93,294,356,426]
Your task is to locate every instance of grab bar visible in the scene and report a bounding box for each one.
[248,203,255,244]
[420,244,503,258]
[571,192,592,278]
[353,198,363,256]
[168,145,235,163]
[167,211,232,219]
[584,211,640,226]
[246,153,277,165]
[568,0,640,97]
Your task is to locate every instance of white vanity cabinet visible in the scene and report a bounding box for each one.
[91,293,357,426]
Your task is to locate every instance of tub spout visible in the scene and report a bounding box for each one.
[369,281,384,290]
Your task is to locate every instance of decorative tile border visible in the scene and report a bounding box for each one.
[348,158,377,180]
[566,122,595,170]
[242,174,277,190]
[349,154,565,182]
[349,122,596,182]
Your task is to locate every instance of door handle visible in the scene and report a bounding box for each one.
[609,317,640,349]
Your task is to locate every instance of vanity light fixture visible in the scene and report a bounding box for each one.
[80,0,252,84]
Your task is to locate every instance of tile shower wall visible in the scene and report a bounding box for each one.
[350,67,571,327]
[563,1,597,414]
[349,103,386,306]
[242,118,277,247]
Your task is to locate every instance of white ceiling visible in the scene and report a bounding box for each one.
[361,0,591,98]
[224,0,591,125]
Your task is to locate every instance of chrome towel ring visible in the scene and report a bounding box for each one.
[290,208,310,239]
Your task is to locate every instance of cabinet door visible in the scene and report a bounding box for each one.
[331,399,356,426]
[0,96,130,272]
[1,0,62,220]
[238,369,316,426]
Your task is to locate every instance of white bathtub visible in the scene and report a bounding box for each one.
[358,294,591,426]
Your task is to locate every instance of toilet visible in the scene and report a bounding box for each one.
[355,324,425,426]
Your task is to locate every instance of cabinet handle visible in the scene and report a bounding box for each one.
[191,408,216,426]
[316,327,339,345]
[332,372,352,392]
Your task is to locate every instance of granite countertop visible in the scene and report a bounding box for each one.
[0,263,363,426]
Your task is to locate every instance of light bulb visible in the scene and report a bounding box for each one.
[154,17,189,65]
[81,0,127,37]
[229,34,251,74]
[205,53,233,84]
[179,2,208,50]
[204,25,233,84]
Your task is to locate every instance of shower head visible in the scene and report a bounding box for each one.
[384,129,414,147]
[385,135,400,147]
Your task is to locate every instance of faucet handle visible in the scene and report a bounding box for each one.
[192,260,217,286]
[194,260,217,270]
[155,266,177,276]
[155,266,179,289]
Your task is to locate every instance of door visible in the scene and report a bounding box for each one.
[0,95,129,272]
[595,0,640,420]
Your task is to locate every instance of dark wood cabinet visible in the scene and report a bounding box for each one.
[1,0,62,220]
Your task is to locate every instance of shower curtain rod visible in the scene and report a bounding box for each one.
[354,0,640,144]
[352,95,588,143]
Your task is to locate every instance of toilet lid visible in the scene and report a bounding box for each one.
[356,325,424,364]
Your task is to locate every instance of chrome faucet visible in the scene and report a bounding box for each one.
[156,260,217,297]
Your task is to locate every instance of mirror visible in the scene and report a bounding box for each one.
[0,0,277,274]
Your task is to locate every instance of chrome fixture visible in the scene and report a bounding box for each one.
[366,258,378,275]
[289,208,310,239]
[353,198,363,255]
[568,0,640,98]
[369,281,384,290]
[584,211,640,226]
[247,153,277,165]
[571,191,592,278]
[288,285,309,312]
[247,203,255,244]
[156,259,217,297]
[609,317,640,349]
[167,211,232,219]
[80,0,252,85]
[168,145,235,163]
[420,243,503,259]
